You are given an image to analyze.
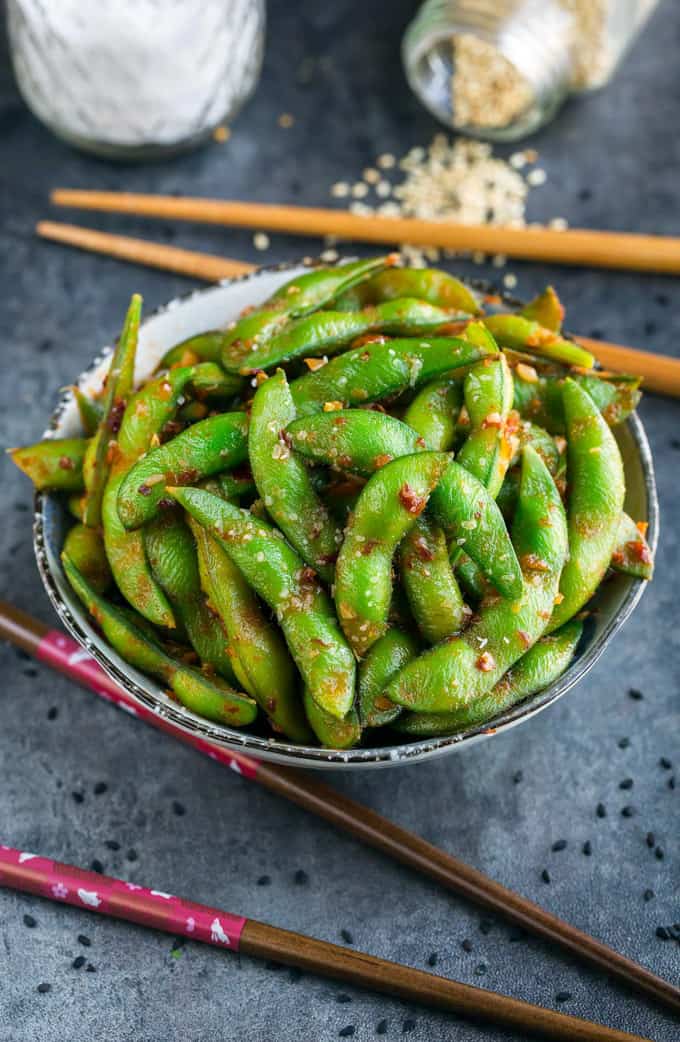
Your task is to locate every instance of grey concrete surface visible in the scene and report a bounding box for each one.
[0,2,678,1040]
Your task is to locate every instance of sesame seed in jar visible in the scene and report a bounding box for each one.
[451,34,533,131]
[253,232,270,251]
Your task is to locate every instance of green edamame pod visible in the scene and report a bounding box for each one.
[62,555,256,727]
[62,523,112,594]
[498,423,561,522]
[402,378,462,451]
[223,298,462,375]
[456,351,515,499]
[220,256,394,364]
[248,370,341,582]
[102,363,219,629]
[392,620,582,736]
[167,487,356,720]
[9,438,88,492]
[430,461,523,600]
[385,446,568,713]
[303,689,361,749]
[200,470,257,503]
[287,410,426,477]
[482,314,594,369]
[358,628,419,728]
[400,516,468,644]
[72,387,103,436]
[68,493,86,522]
[512,368,641,434]
[290,336,493,417]
[83,294,141,527]
[117,413,249,529]
[144,511,238,684]
[159,331,225,369]
[334,267,481,315]
[610,513,654,580]
[454,553,493,604]
[335,452,450,657]
[187,364,243,399]
[189,519,311,742]
[520,286,564,333]
[548,378,625,632]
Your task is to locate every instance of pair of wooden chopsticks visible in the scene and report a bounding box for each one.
[37,204,680,398]
[1,599,678,1034]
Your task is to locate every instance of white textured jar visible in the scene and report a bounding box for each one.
[7,0,266,159]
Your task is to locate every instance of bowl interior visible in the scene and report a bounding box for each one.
[33,264,658,769]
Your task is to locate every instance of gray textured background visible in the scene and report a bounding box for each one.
[0,2,678,1040]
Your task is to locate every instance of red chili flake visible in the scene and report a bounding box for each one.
[626,539,652,564]
[299,566,318,587]
[138,484,152,497]
[332,415,348,427]
[373,453,393,469]
[412,536,435,562]
[476,651,496,672]
[360,539,380,555]
[352,335,388,349]
[398,483,427,516]
[58,455,75,470]
[107,398,126,434]
[516,629,532,648]
[520,552,549,572]
[481,411,503,429]
[611,550,625,565]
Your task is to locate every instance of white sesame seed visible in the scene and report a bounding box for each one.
[377,153,396,169]
[331,181,350,198]
[351,181,369,198]
[527,168,547,186]
[253,232,270,251]
[503,273,518,289]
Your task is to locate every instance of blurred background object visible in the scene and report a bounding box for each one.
[6,0,266,159]
[403,0,659,140]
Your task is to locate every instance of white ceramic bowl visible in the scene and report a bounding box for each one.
[33,262,658,769]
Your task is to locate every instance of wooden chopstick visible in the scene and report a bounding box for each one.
[51,188,680,275]
[2,601,679,1017]
[0,845,651,1042]
[36,219,680,397]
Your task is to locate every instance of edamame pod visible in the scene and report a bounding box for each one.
[117,412,249,529]
[62,523,112,594]
[548,378,625,632]
[400,516,468,644]
[290,337,493,416]
[62,555,257,726]
[286,410,426,476]
[10,438,88,492]
[430,461,523,600]
[334,267,481,315]
[512,368,641,434]
[483,314,594,369]
[303,689,362,749]
[190,518,310,741]
[456,351,515,499]
[358,628,419,728]
[520,286,564,332]
[167,487,356,720]
[248,370,341,582]
[385,446,568,713]
[223,298,462,375]
[335,452,450,657]
[610,513,654,580]
[73,387,103,436]
[392,620,582,736]
[159,331,225,369]
[402,378,462,451]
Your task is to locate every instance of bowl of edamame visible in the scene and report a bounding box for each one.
[23,258,657,768]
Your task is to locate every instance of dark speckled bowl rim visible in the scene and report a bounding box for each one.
[33,260,659,769]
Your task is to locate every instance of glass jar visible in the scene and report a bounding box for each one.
[7,0,266,160]
[403,0,660,141]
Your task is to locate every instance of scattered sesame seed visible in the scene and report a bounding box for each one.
[212,125,230,143]
[551,839,567,852]
[555,991,572,1003]
[541,869,551,884]
[655,846,664,860]
[253,232,270,251]
[427,952,438,967]
[377,1020,389,1035]
[644,889,655,902]
[646,832,656,848]
[582,841,592,856]
[320,248,339,262]
[172,801,186,816]
[294,869,308,885]
[668,776,676,790]
[491,253,507,268]
[72,791,84,804]
[338,1025,355,1037]
[23,914,37,928]
[509,152,527,169]
[90,859,104,874]
[377,153,395,169]
[105,840,120,851]
[461,938,473,952]
[93,781,108,795]
[403,1018,416,1032]
[659,757,672,769]
[503,273,518,289]
[621,805,635,818]
[37,982,51,994]
[72,955,86,969]
[375,180,392,198]
[363,167,380,183]
[548,217,569,231]
[619,778,634,790]
[618,737,630,749]
[527,168,547,186]
[337,994,352,1004]
[628,688,644,701]
[331,181,350,198]
[351,182,369,199]
[47,706,58,720]
[341,929,354,944]
[596,802,607,818]
[513,770,523,784]
[257,875,271,886]
[656,927,671,941]
[77,934,91,947]
[278,113,294,128]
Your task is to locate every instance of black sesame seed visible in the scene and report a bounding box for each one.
[126,848,138,862]
[659,757,672,770]
[671,439,680,451]
[582,840,592,856]
[474,962,487,975]
[23,667,38,678]
[37,982,51,994]
[171,937,185,952]
[72,791,84,804]
[513,770,523,784]
[403,1019,416,1033]
[377,1021,388,1035]
[621,805,635,818]
[93,782,108,795]
[86,963,96,972]
[72,956,86,969]
[294,869,308,885]
[644,889,655,902]
[172,801,186,816]
[619,778,633,790]
[596,802,607,818]
[289,967,302,982]
[551,839,567,852]
[339,1027,355,1037]
[337,994,352,1004]
[461,938,473,952]
[628,688,643,701]
[656,927,671,941]
[655,293,669,306]
[578,188,592,201]
[77,934,91,947]
[257,875,271,886]
[427,952,438,967]
[669,776,676,790]
[618,737,630,749]
[541,869,551,884]
[90,859,104,873]
[105,840,120,851]
[23,914,37,928]
[555,991,572,1003]
[644,321,657,336]
[655,846,664,860]
[341,929,354,944]
[646,832,655,848]
[47,707,58,721]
